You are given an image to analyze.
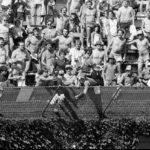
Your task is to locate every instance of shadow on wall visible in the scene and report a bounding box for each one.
[45,86,103,121]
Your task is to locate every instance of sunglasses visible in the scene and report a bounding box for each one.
[47,24,51,26]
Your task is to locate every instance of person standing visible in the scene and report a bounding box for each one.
[117,0,134,29]
[82,0,99,47]
[107,29,126,74]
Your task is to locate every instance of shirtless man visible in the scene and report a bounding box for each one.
[107,29,126,74]
[82,0,99,47]
[51,28,73,53]
[67,0,83,16]
[128,31,150,76]
[11,41,28,70]
[91,41,105,66]
[25,28,41,72]
[41,42,56,74]
[25,28,41,56]
[56,7,69,35]
[0,16,14,57]
[0,37,9,67]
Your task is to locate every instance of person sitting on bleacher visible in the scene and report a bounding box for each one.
[139,62,150,87]
[119,65,137,87]
[127,30,150,76]
[35,69,53,86]
[0,66,9,86]
[8,65,25,87]
[63,65,78,86]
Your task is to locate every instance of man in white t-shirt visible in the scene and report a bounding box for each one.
[117,0,134,29]
[69,40,84,68]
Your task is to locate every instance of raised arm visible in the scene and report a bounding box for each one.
[67,0,72,15]
[51,36,60,43]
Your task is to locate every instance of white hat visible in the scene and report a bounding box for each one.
[126,65,132,71]
[65,65,73,70]
[147,62,150,67]
[137,30,143,36]
[147,80,150,87]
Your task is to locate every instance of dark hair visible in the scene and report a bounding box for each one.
[86,0,92,5]
[118,29,125,35]
[0,37,4,41]
[15,19,21,25]
[61,6,67,12]
[108,10,115,17]
[59,50,65,56]
[94,24,101,33]
[33,27,39,32]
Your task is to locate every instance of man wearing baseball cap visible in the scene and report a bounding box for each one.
[119,65,136,86]
[63,65,78,86]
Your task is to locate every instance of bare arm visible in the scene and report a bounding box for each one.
[131,8,135,25]
[117,8,121,23]
[11,51,17,62]
[96,9,100,25]
[141,19,145,32]
[81,11,86,28]
[41,52,47,67]
[107,39,113,54]
[67,0,72,15]
[127,39,137,45]
[146,39,150,47]
[51,36,59,43]
[25,37,31,49]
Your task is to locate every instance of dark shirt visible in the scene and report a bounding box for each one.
[54,58,67,70]
[91,70,104,86]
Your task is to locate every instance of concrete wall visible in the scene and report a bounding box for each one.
[0,86,150,121]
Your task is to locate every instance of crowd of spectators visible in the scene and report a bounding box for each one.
[0,0,149,88]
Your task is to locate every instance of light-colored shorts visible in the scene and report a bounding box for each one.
[138,54,150,64]
[110,53,123,62]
